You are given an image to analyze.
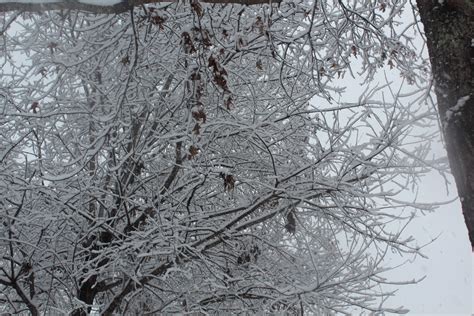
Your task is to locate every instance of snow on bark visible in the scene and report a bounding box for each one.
[445,95,471,122]
[417,0,474,248]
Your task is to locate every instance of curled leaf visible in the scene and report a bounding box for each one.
[285,209,296,234]
[188,145,199,160]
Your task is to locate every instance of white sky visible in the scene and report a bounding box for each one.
[324,5,474,313]
[378,7,473,313]
[329,70,474,315]
[385,153,473,315]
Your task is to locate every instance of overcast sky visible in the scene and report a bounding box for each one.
[329,5,474,312]
[385,155,473,315]
[380,7,473,313]
[331,69,474,315]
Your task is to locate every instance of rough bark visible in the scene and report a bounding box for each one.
[0,0,280,14]
[416,0,474,249]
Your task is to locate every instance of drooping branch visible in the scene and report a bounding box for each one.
[0,0,280,14]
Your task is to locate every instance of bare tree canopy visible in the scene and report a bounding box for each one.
[0,0,454,315]
[1,1,472,249]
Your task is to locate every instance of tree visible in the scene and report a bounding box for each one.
[0,0,278,13]
[0,1,443,314]
[416,0,474,249]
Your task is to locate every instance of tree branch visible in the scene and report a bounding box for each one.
[0,0,281,14]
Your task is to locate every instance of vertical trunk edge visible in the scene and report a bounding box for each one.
[416,0,474,249]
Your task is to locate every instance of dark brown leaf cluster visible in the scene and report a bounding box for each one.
[31,102,39,114]
[253,16,264,34]
[225,95,233,110]
[188,145,199,160]
[190,0,203,18]
[351,45,357,57]
[219,172,235,192]
[192,108,207,123]
[285,209,296,234]
[191,105,204,132]
[120,55,130,65]
[151,15,166,30]
[208,55,229,92]
[182,32,197,54]
[237,245,260,265]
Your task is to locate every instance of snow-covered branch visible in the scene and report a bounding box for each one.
[0,0,279,13]
[0,0,442,314]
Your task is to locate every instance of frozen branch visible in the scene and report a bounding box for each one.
[0,0,280,14]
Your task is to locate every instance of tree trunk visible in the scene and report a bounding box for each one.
[416,0,474,249]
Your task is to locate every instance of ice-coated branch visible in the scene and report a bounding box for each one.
[0,0,280,13]
[0,0,443,313]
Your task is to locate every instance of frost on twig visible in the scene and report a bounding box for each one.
[0,1,441,315]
